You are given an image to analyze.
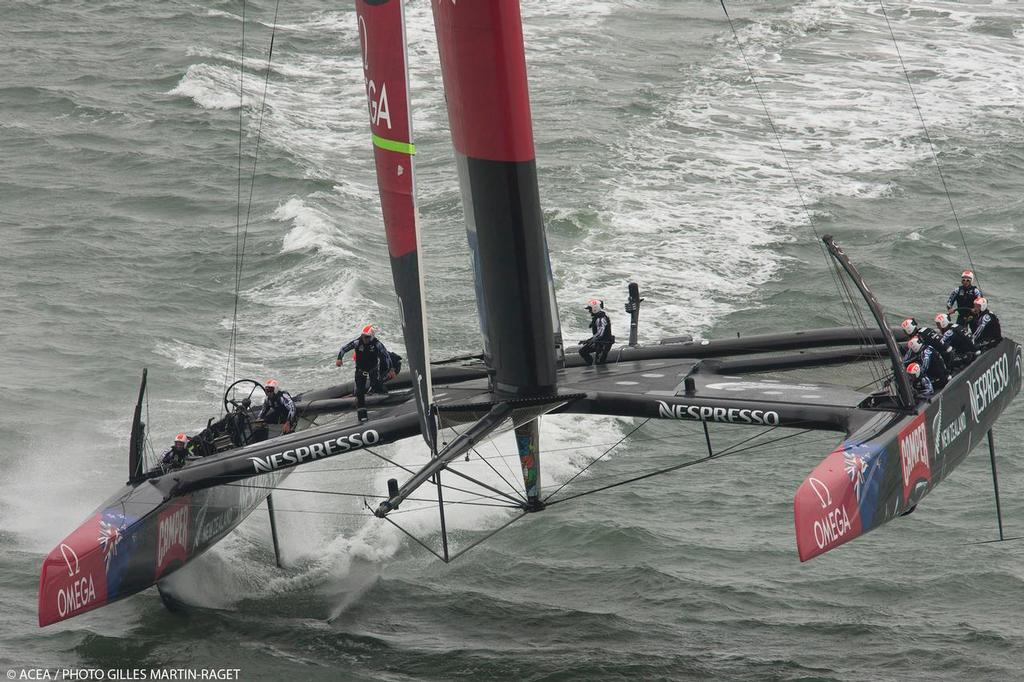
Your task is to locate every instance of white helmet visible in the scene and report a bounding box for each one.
[906,362,922,378]
[934,313,951,330]
[900,318,918,336]
[359,324,376,340]
[585,299,604,315]
[908,336,923,354]
[974,297,988,312]
[961,270,974,282]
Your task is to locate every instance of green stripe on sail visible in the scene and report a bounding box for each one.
[372,134,416,155]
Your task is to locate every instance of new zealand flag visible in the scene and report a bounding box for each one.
[98,507,139,599]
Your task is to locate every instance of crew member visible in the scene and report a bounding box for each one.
[160,432,190,470]
[946,270,982,326]
[900,318,955,369]
[906,362,933,399]
[934,313,978,368]
[971,297,1002,349]
[579,299,614,366]
[259,378,296,433]
[336,324,396,421]
[905,336,949,390]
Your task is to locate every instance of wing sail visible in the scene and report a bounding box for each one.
[355,0,435,449]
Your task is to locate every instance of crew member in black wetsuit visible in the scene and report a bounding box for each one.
[934,313,978,369]
[259,378,296,433]
[336,325,395,422]
[905,336,949,390]
[946,270,982,326]
[906,362,934,399]
[970,297,1002,349]
[160,432,190,470]
[579,299,614,366]
[900,318,955,369]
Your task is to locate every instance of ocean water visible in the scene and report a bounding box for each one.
[2,0,1023,679]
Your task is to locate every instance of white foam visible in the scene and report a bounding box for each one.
[167,63,258,110]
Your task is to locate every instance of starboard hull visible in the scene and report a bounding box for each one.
[794,339,1023,560]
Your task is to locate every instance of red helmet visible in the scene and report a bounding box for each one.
[265,378,279,392]
[934,313,951,330]
[906,362,922,378]
[961,270,974,281]
[974,297,988,312]
[585,299,603,314]
[360,324,376,340]
[900,318,918,336]
[173,432,188,448]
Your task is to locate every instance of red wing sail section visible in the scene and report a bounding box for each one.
[356,0,435,448]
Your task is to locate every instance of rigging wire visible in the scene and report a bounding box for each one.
[719,0,895,387]
[223,0,282,396]
[542,419,651,504]
[876,0,977,283]
[546,426,827,507]
[224,0,248,397]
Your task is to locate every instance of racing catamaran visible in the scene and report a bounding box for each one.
[39,0,1020,627]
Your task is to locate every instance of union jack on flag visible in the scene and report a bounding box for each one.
[844,450,868,502]
[98,518,123,570]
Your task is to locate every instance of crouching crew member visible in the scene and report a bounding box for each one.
[901,318,955,369]
[336,324,396,422]
[579,299,614,366]
[934,313,978,368]
[946,270,982,326]
[905,335,949,390]
[906,362,934,399]
[160,432,191,470]
[259,378,296,433]
[971,297,1002,349]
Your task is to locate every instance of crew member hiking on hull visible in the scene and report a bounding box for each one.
[947,270,982,326]
[935,313,978,369]
[906,362,934,399]
[904,336,950,390]
[901,318,955,369]
[971,297,1002,349]
[336,324,396,422]
[259,379,296,433]
[579,299,614,366]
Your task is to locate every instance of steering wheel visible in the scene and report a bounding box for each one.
[224,379,265,416]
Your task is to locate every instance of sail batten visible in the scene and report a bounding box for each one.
[356,0,435,450]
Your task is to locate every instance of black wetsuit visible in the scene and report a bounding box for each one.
[914,346,950,390]
[339,336,393,408]
[916,327,956,369]
[259,390,296,426]
[947,284,982,325]
[940,324,978,368]
[160,444,189,469]
[911,374,934,400]
[972,310,1002,349]
[580,312,614,366]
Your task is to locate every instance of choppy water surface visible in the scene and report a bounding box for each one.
[2,1,1023,679]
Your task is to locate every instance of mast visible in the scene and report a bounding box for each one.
[431,0,558,398]
[821,235,915,408]
[356,0,436,449]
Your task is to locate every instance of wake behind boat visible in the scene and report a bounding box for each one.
[39,0,1020,627]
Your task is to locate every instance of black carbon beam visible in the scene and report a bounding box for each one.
[374,402,513,517]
